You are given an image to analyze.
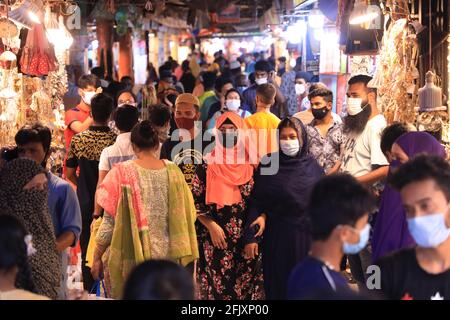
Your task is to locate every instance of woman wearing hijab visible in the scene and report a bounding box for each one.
[0,159,60,300]
[191,112,264,300]
[372,131,447,263]
[245,117,324,299]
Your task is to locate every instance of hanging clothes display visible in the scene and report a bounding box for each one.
[20,24,57,76]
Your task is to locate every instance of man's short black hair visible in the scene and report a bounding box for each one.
[149,104,171,128]
[389,155,450,201]
[380,123,410,156]
[308,88,333,104]
[254,60,272,73]
[90,67,105,79]
[91,93,113,124]
[15,124,52,153]
[201,72,217,90]
[348,74,373,87]
[114,105,139,132]
[309,174,376,241]
[215,77,234,93]
[120,76,133,87]
[78,74,101,89]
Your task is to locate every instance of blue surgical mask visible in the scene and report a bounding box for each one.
[343,224,371,254]
[407,210,450,248]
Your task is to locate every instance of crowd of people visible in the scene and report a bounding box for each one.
[0,50,449,301]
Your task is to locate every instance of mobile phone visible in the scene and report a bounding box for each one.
[2,147,18,162]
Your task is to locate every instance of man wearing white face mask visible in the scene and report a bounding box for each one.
[341,75,389,186]
[288,174,375,299]
[242,60,286,117]
[340,74,389,291]
[377,155,450,300]
[64,75,101,153]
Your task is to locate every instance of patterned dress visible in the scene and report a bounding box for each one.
[191,163,265,300]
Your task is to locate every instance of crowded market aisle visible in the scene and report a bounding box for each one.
[0,0,450,303]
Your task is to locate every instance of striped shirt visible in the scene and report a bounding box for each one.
[99,132,135,171]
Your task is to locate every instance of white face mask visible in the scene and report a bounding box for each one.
[225,99,240,112]
[280,139,300,157]
[255,77,268,86]
[82,91,97,106]
[346,98,364,115]
[295,84,306,96]
[118,102,137,108]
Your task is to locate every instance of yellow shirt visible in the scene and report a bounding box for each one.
[0,289,50,300]
[245,111,281,158]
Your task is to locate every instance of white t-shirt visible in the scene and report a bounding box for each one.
[99,132,135,171]
[341,114,389,177]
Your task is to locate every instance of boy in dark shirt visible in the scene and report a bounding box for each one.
[378,155,450,300]
[288,174,376,299]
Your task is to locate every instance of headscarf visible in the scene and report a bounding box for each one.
[395,131,446,159]
[248,117,324,226]
[372,131,446,263]
[0,159,60,299]
[204,112,255,209]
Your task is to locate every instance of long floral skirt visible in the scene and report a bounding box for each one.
[196,209,265,300]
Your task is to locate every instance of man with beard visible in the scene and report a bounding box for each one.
[340,74,389,292]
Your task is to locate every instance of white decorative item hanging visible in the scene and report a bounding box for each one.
[418,71,443,111]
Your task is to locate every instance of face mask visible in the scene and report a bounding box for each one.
[255,77,268,86]
[346,98,366,116]
[175,117,196,131]
[343,224,371,254]
[407,211,450,248]
[225,99,240,112]
[219,132,238,149]
[280,139,300,157]
[118,102,137,108]
[82,91,97,106]
[312,106,329,120]
[295,84,306,96]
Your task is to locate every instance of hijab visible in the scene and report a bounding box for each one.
[204,112,255,209]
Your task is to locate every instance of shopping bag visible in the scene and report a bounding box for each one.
[86,217,103,268]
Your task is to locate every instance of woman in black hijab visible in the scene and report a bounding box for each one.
[244,117,324,299]
[0,159,60,299]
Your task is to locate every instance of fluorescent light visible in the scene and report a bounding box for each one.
[350,0,380,25]
[308,3,324,29]
[28,11,41,24]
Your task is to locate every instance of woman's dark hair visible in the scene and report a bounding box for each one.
[122,260,195,300]
[114,105,140,132]
[224,88,242,101]
[131,120,159,151]
[309,174,376,241]
[0,214,37,293]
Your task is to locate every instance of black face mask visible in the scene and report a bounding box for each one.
[219,132,238,149]
[312,107,329,120]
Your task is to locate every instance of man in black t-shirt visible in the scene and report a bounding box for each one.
[377,155,450,300]
[160,93,214,188]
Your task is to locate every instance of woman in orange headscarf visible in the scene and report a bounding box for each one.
[191,112,264,300]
